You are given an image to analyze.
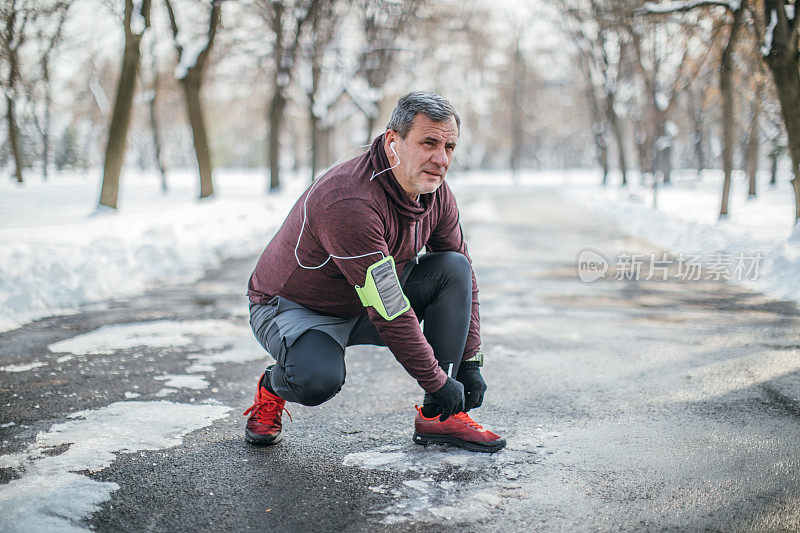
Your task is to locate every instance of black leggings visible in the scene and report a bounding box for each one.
[268,251,473,406]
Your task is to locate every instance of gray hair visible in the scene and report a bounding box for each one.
[386,91,461,138]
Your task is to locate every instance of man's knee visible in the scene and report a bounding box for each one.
[434,251,471,287]
[284,330,346,406]
[291,367,345,406]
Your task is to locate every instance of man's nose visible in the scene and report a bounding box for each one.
[430,147,449,167]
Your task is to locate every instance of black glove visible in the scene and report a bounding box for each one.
[456,361,486,412]
[430,377,465,422]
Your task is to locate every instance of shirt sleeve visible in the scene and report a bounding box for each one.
[312,197,448,393]
[425,184,481,360]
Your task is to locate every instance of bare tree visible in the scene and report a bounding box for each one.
[0,0,39,183]
[562,0,632,186]
[98,0,152,209]
[248,0,323,191]
[30,1,71,181]
[143,29,167,192]
[164,0,223,199]
[636,0,749,217]
[356,0,422,145]
[302,0,342,181]
[762,0,800,222]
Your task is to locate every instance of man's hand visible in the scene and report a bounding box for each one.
[430,377,465,421]
[456,361,486,412]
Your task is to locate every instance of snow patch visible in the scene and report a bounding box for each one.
[174,40,207,80]
[0,169,289,334]
[155,374,209,390]
[1,361,47,373]
[186,363,215,373]
[187,336,263,366]
[762,9,777,56]
[131,0,146,35]
[342,438,545,524]
[47,319,246,355]
[0,401,230,532]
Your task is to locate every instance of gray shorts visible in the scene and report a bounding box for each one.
[249,297,383,366]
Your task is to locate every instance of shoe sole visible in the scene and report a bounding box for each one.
[245,430,282,446]
[413,432,506,453]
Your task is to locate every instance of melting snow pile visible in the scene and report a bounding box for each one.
[0,168,301,333]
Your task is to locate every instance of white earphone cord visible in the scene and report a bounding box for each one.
[294,141,401,270]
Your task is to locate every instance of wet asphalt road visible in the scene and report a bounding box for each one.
[2,187,800,531]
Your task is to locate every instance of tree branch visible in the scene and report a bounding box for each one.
[163,0,183,57]
[634,0,739,16]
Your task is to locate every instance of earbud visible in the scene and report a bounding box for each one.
[390,142,396,150]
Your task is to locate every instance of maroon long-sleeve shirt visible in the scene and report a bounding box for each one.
[248,134,480,393]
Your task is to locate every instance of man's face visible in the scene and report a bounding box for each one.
[384,114,458,200]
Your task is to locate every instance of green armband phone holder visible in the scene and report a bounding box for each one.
[354,255,411,321]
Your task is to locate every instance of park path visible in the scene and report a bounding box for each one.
[1,186,799,531]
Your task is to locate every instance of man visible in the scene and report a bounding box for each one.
[245,91,505,453]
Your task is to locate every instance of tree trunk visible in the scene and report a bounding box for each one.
[510,37,524,182]
[364,114,377,148]
[99,0,150,209]
[309,60,321,182]
[182,74,213,198]
[718,3,745,218]
[6,52,23,183]
[770,152,778,185]
[42,57,52,181]
[165,0,220,199]
[763,0,800,221]
[635,127,648,184]
[268,88,286,191]
[657,119,669,185]
[6,93,23,184]
[310,109,321,182]
[148,35,167,192]
[607,93,627,186]
[746,97,761,198]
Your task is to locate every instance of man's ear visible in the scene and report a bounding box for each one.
[384,130,399,158]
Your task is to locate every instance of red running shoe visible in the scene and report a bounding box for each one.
[413,405,506,453]
[243,376,291,445]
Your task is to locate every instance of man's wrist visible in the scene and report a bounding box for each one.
[462,348,484,367]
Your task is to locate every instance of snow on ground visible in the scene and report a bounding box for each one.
[0,315,262,530]
[342,426,559,524]
[0,401,231,533]
[1,165,799,334]
[0,361,48,373]
[457,166,800,306]
[0,167,309,333]
[45,317,264,381]
[558,169,800,304]
[47,319,246,355]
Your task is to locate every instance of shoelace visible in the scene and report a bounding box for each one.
[243,399,293,423]
[452,411,483,430]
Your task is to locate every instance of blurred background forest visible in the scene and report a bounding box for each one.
[2,0,799,221]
